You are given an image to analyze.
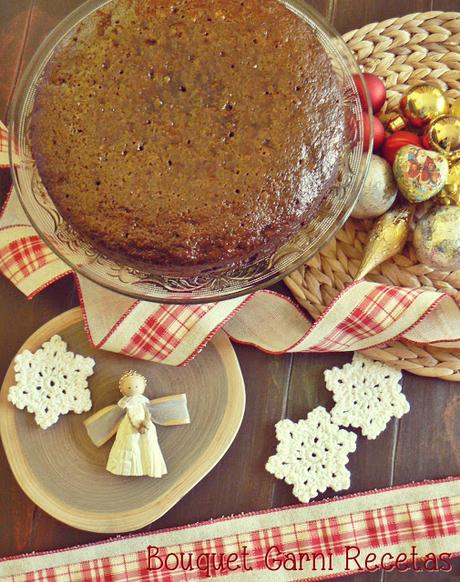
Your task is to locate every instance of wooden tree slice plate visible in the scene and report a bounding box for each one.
[0,308,245,534]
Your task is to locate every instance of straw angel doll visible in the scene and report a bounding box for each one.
[84,370,190,477]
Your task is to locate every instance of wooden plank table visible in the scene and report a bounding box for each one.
[0,1,459,580]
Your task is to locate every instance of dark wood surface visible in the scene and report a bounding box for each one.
[1,1,459,580]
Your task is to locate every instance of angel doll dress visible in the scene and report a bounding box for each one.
[106,394,167,478]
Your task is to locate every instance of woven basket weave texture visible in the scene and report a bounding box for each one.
[285,11,460,381]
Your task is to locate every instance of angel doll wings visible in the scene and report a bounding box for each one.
[85,394,190,448]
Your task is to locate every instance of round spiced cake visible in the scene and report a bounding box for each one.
[30,0,344,272]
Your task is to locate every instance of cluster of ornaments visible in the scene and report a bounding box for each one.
[352,74,460,276]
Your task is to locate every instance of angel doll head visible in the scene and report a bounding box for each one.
[119,370,147,397]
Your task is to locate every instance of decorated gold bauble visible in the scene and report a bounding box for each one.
[451,97,460,119]
[423,115,460,162]
[355,205,413,280]
[438,160,460,206]
[413,206,460,270]
[400,85,449,128]
[393,145,449,203]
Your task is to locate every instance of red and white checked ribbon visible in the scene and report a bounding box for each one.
[1,477,459,581]
[1,121,460,365]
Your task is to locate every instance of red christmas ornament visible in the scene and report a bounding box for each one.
[382,131,423,165]
[363,112,384,153]
[353,73,387,113]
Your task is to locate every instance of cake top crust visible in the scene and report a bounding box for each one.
[31,0,344,270]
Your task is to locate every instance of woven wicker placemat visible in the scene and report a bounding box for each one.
[285,12,460,382]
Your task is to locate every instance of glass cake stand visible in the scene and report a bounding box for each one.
[9,0,372,304]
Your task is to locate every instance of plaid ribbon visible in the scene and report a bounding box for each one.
[1,477,459,581]
[1,121,460,365]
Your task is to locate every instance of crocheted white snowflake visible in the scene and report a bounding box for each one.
[266,406,357,503]
[325,353,410,440]
[8,335,95,429]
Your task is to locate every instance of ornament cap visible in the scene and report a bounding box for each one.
[388,115,407,132]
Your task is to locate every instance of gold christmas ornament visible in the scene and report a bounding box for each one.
[438,161,460,207]
[423,115,460,162]
[400,85,449,128]
[446,160,460,196]
[451,97,460,119]
[355,205,413,280]
[413,206,460,271]
[351,155,398,219]
[438,190,460,207]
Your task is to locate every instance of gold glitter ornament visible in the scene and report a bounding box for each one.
[438,161,460,207]
[438,190,460,207]
[413,206,460,270]
[400,85,449,128]
[355,205,414,280]
[451,97,460,119]
[446,160,460,195]
[423,115,460,162]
